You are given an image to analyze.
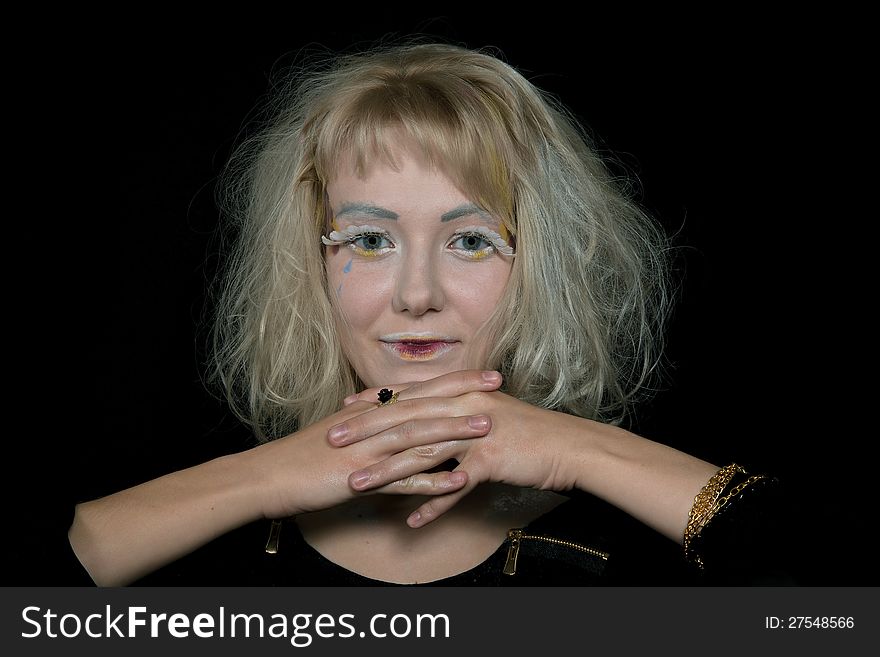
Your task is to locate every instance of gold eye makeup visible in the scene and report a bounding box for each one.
[448,225,515,258]
[320,223,515,259]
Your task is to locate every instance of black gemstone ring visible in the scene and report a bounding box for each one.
[377,388,399,406]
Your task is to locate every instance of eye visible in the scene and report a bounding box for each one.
[351,233,392,251]
[448,231,497,260]
[448,225,515,258]
[452,233,492,252]
[344,230,394,257]
[322,224,395,257]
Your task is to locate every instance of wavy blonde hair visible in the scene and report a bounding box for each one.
[209,39,673,441]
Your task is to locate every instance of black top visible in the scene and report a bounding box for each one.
[21,470,801,586]
[128,475,798,586]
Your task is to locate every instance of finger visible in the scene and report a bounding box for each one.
[330,413,491,448]
[396,370,502,401]
[329,394,494,446]
[406,477,478,528]
[343,383,415,406]
[372,471,469,496]
[348,439,469,491]
[343,370,502,406]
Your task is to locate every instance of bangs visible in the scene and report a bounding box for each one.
[310,73,525,233]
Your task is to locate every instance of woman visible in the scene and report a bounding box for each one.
[68,41,788,586]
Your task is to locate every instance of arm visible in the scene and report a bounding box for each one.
[334,388,717,543]
[555,416,718,544]
[68,374,503,586]
[69,449,266,587]
[325,372,795,579]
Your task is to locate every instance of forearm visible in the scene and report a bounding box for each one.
[566,418,718,544]
[68,451,265,586]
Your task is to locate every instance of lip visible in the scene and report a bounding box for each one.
[379,334,459,361]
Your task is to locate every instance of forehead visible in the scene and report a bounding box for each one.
[321,134,513,236]
[326,149,471,209]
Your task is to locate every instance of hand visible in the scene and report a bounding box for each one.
[252,370,505,519]
[328,370,588,527]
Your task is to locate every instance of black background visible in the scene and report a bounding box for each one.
[9,12,874,585]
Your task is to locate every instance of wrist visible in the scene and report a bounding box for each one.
[555,415,615,494]
[540,412,610,493]
[243,427,317,519]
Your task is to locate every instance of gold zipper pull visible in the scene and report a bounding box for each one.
[265,520,283,554]
[503,529,523,575]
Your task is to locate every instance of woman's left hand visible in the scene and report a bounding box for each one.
[329,371,590,527]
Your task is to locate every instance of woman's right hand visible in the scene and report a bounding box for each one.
[250,369,503,519]
[69,370,501,586]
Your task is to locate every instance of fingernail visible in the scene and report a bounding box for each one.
[407,511,422,526]
[350,471,370,488]
[482,370,501,383]
[343,394,358,406]
[328,424,349,443]
[468,415,489,429]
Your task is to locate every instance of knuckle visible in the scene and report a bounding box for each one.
[419,501,435,519]
[398,475,418,490]
[413,444,440,459]
[352,389,372,404]
[399,420,417,441]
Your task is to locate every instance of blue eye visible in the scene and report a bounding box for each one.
[345,231,393,257]
[351,233,392,251]
[451,233,492,252]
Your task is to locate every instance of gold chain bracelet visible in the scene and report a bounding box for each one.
[684,463,763,568]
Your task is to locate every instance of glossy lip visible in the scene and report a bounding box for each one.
[379,333,459,362]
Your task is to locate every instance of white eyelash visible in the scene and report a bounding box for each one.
[320,224,515,257]
[455,226,515,257]
[321,225,388,246]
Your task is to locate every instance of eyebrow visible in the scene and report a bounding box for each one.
[334,202,491,223]
[440,203,492,223]
[336,203,399,220]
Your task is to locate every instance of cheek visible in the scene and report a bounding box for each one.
[327,253,354,298]
[326,252,390,328]
[452,262,511,324]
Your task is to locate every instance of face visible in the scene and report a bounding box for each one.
[324,149,514,388]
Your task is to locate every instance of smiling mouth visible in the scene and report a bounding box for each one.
[380,338,458,361]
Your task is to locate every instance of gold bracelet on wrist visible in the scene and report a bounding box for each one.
[683,464,769,568]
[683,463,745,568]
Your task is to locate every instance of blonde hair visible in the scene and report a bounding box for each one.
[209,39,673,441]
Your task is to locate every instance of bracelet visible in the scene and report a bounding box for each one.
[684,463,755,568]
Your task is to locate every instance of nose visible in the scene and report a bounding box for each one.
[392,251,446,316]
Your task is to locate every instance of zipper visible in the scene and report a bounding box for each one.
[265,520,284,554]
[503,528,609,576]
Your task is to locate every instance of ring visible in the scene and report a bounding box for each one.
[377,388,399,406]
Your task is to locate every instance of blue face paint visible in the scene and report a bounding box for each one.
[343,258,353,273]
[336,283,342,296]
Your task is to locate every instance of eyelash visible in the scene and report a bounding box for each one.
[348,231,393,257]
[337,227,503,260]
[449,232,495,259]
